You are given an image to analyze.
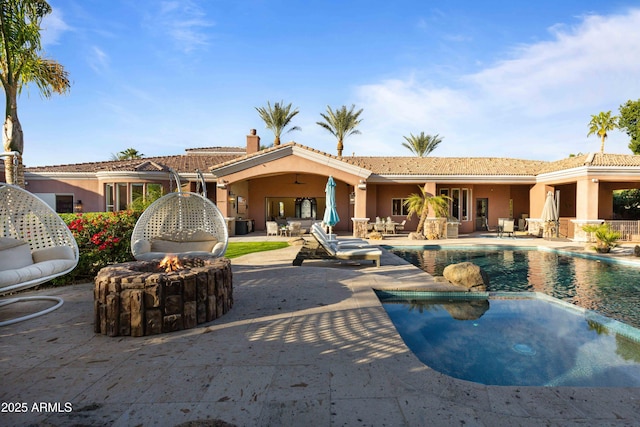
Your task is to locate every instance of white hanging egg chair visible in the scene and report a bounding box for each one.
[130,169,228,261]
[1,152,79,326]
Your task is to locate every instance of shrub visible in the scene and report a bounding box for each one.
[57,211,141,284]
[581,223,621,253]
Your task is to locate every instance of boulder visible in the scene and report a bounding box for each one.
[408,232,424,240]
[634,245,640,257]
[442,299,490,320]
[442,262,489,292]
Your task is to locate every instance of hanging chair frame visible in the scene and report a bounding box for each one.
[130,168,228,260]
[1,152,79,326]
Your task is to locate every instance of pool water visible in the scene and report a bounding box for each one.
[386,246,640,329]
[377,290,640,387]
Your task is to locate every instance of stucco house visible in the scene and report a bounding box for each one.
[7,130,640,242]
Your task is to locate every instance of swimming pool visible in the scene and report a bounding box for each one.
[385,246,640,329]
[377,290,640,387]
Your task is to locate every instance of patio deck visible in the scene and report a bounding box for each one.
[1,232,639,426]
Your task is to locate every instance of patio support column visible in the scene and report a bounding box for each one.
[572,178,601,241]
[423,182,437,216]
[216,185,230,217]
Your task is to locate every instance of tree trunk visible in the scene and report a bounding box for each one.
[274,135,280,146]
[600,135,605,153]
[337,139,343,157]
[3,87,25,187]
[414,184,431,234]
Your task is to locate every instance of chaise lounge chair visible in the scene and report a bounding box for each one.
[294,223,381,267]
[310,223,370,247]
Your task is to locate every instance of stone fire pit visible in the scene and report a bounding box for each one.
[94,256,233,337]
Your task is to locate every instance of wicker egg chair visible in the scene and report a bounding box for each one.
[130,169,228,261]
[1,153,79,326]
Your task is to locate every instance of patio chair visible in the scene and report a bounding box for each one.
[131,169,228,261]
[266,221,279,236]
[385,221,396,234]
[395,220,406,233]
[501,219,516,238]
[288,221,302,236]
[1,152,79,326]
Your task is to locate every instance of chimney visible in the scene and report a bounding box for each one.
[246,129,260,154]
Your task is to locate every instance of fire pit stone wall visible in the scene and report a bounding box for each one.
[94,256,232,337]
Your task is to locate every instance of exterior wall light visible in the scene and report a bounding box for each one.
[357,180,367,190]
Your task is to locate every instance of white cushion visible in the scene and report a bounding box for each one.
[150,239,216,253]
[0,237,27,250]
[32,246,75,263]
[132,239,151,255]
[0,241,33,271]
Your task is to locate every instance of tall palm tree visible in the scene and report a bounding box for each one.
[316,104,363,157]
[111,148,144,160]
[255,100,301,146]
[404,185,450,235]
[587,111,618,153]
[402,132,443,157]
[1,0,70,186]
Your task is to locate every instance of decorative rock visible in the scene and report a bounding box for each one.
[368,231,383,240]
[408,232,424,240]
[442,262,489,292]
[634,245,640,257]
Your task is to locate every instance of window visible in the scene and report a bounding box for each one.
[55,195,74,213]
[439,187,471,221]
[451,189,460,220]
[392,198,409,216]
[117,184,127,211]
[105,184,115,212]
[461,189,469,221]
[131,183,144,205]
[106,182,163,212]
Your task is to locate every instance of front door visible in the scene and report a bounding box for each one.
[476,198,488,230]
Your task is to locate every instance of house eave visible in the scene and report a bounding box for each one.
[211,145,372,179]
[536,166,640,183]
[369,174,537,184]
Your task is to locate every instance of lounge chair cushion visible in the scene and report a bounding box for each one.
[0,238,33,271]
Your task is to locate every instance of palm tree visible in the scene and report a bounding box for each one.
[587,111,618,153]
[111,148,144,160]
[316,104,363,157]
[255,100,301,146]
[402,132,443,157]
[404,185,450,235]
[1,0,70,186]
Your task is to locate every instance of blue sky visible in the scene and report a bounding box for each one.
[18,0,640,166]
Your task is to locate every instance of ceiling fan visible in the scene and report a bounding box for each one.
[293,174,305,185]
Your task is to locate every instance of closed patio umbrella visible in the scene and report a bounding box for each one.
[323,176,340,236]
[540,191,559,238]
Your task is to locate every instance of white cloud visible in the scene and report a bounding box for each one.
[41,8,71,46]
[88,46,109,74]
[354,8,640,160]
[151,0,214,53]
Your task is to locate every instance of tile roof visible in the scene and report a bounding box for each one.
[25,153,244,174]
[24,142,640,179]
[344,156,547,176]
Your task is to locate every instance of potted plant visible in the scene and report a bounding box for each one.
[581,223,621,253]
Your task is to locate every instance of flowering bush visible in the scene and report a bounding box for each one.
[58,211,141,283]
